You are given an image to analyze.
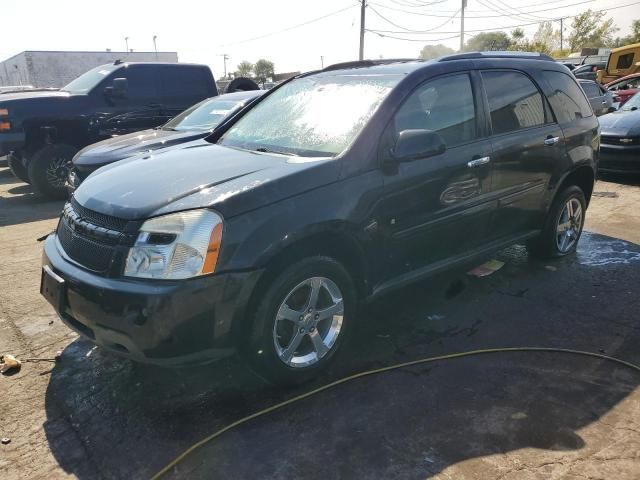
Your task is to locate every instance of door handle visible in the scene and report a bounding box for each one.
[467,156,490,168]
[601,100,608,104]
[544,136,560,146]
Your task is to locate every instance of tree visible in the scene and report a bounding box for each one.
[533,22,560,53]
[254,59,275,84]
[615,19,640,46]
[464,32,512,52]
[235,61,254,78]
[568,10,619,51]
[419,44,455,60]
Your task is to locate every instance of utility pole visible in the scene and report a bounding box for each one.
[218,54,229,78]
[124,37,129,53]
[559,18,564,51]
[153,35,158,60]
[359,0,366,60]
[321,55,324,68]
[460,0,466,51]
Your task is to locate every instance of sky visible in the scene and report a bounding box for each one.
[1,0,639,77]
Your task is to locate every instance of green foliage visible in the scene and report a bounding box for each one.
[419,44,455,60]
[235,61,254,78]
[615,19,640,46]
[254,59,275,84]
[568,10,619,51]
[464,32,512,51]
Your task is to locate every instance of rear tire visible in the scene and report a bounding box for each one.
[7,152,30,183]
[28,144,77,199]
[528,185,586,259]
[243,256,357,385]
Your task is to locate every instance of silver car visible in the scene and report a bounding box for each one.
[578,79,614,116]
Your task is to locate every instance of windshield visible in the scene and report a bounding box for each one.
[219,74,402,157]
[163,97,245,131]
[621,92,640,111]
[63,64,120,94]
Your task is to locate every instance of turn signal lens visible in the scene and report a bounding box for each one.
[202,223,223,274]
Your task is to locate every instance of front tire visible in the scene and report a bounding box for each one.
[28,144,77,199]
[244,256,357,385]
[528,185,586,259]
[7,152,30,183]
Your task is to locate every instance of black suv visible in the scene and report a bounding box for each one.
[0,61,217,198]
[41,53,598,384]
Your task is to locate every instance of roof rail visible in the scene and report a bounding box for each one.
[322,58,420,72]
[440,51,555,62]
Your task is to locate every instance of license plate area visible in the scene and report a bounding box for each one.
[40,265,66,312]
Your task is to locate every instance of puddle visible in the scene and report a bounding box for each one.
[577,232,640,266]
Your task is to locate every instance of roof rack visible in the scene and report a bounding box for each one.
[439,51,555,62]
[322,58,420,72]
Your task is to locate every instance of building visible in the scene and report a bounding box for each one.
[0,50,179,88]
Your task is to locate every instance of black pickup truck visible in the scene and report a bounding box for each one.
[0,61,218,198]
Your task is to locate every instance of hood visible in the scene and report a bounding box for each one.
[73,143,338,220]
[0,90,70,102]
[599,110,640,137]
[73,128,208,167]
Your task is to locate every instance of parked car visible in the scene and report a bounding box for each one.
[598,92,640,174]
[605,72,640,108]
[573,62,606,81]
[41,53,598,384]
[67,90,264,191]
[578,79,613,116]
[597,42,640,84]
[0,61,218,198]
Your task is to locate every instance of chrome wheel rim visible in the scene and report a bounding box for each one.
[273,277,344,368]
[556,197,583,253]
[45,156,72,188]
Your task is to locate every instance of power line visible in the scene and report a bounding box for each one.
[369,3,459,31]
[376,0,578,13]
[367,0,640,36]
[368,30,462,41]
[219,5,357,47]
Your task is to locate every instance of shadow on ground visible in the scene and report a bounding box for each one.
[43,233,640,479]
[0,167,65,227]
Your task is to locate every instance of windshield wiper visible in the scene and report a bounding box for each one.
[255,147,299,157]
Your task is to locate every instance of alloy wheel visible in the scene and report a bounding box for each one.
[273,276,345,368]
[556,197,583,253]
[45,156,72,188]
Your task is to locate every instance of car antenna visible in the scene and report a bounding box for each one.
[114,59,123,65]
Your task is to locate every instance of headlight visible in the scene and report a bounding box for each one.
[124,210,223,279]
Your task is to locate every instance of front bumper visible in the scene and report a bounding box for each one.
[599,144,640,174]
[42,234,262,366]
[0,132,26,157]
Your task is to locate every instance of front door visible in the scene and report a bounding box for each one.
[379,72,494,283]
[480,69,565,240]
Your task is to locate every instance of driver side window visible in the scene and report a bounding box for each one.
[393,73,477,149]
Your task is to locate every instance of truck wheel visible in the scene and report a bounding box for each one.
[528,185,586,259]
[28,144,77,199]
[7,152,30,183]
[244,256,357,385]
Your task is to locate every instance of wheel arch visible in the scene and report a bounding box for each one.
[553,164,595,207]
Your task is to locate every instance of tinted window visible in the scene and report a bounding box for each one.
[119,66,157,100]
[617,53,635,69]
[482,71,545,135]
[543,70,593,123]
[158,66,210,99]
[164,97,244,131]
[581,82,601,98]
[63,64,120,94]
[393,73,477,148]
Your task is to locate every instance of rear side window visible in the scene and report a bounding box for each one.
[393,73,477,148]
[616,53,635,69]
[119,66,157,101]
[158,66,211,100]
[481,71,545,135]
[581,82,601,98]
[542,70,593,123]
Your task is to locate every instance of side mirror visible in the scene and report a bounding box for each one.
[105,77,128,99]
[392,129,446,161]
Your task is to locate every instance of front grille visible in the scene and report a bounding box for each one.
[70,197,128,231]
[57,201,132,273]
[601,136,640,146]
[57,220,116,271]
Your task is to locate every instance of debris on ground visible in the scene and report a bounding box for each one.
[467,259,505,277]
[0,354,21,374]
[1,438,11,445]
[545,265,558,272]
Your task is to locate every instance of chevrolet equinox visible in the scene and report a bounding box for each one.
[41,53,598,384]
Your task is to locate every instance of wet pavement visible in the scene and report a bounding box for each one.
[1,164,639,479]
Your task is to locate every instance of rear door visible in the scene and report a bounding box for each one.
[379,71,494,279]
[480,69,566,241]
[156,65,215,123]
